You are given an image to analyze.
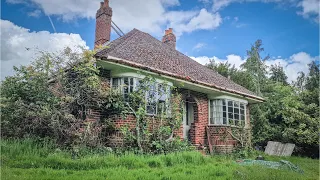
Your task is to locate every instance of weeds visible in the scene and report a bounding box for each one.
[1,139,319,180]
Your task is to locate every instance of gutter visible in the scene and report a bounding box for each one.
[96,55,265,102]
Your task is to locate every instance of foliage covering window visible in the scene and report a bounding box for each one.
[111,77,171,116]
[209,99,246,126]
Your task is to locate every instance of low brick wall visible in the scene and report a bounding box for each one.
[207,125,238,153]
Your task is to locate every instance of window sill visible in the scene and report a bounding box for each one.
[208,124,249,129]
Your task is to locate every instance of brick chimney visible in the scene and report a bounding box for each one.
[162,28,176,49]
[95,0,112,48]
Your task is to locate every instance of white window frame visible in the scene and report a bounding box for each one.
[208,99,247,127]
[111,77,171,116]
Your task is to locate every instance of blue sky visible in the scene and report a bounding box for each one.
[1,0,319,81]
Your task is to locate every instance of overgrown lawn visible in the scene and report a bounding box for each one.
[0,139,318,180]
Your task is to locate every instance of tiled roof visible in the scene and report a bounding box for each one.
[95,29,263,101]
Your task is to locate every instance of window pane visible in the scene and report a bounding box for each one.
[228,112,233,119]
[228,107,233,113]
[146,105,156,115]
[158,84,168,102]
[228,100,233,107]
[223,112,227,118]
[216,117,223,125]
[146,83,157,115]
[112,78,119,88]
[240,103,245,110]
[123,86,128,94]
[241,115,245,120]
[124,77,128,85]
[157,102,165,115]
[223,118,227,125]
[210,117,214,124]
[146,101,157,114]
[130,78,134,86]
[223,105,226,111]
[222,99,226,105]
[135,79,141,90]
[234,114,239,120]
[234,108,239,114]
[234,102,239,108]
[240,109,245,115]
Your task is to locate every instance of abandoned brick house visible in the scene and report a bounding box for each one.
[93,0,264,152]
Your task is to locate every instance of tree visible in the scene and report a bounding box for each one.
[294,72,306,92]
[0,48,124,147]
[206,59,237,78]
[241,39,268,95]
[269,63,288,85]
[305,61,319,91]
[206,59,255,91]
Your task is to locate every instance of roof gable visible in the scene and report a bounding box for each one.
[95,29,263,101]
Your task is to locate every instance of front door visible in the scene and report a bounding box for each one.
[183,102,194,140]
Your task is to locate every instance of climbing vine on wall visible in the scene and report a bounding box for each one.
[119,76,188,154]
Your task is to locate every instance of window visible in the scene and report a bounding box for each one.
[111,77,171,116]
[157,84,171,116]
[209,99,246,126]
[123,77,134,101]
[111,77,135,100]
[146,83,157,115]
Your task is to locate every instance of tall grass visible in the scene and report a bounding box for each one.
[1,139,319,180]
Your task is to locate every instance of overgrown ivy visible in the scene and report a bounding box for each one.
[0,47,190,154]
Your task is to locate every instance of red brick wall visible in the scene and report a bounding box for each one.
[95,0,112,47]
[207,126,237,146]
[83,85,252,151]
[179,89,209,146]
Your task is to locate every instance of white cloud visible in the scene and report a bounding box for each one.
[161,0,180,6]
[190,56,213,65]
[191,52,318,82]
[211,0,318,22]
[6,0,222,36]
[167,9,222,36]
[266,52,318,82]
[190,54,245,67]
[199,0,211,4]
[0,20,88,80]
[110,0,167,34]
[231,16,247,28]
[212,0,233,11]
[212,0,295,11]
[297,0,320,22]
[193,43,206,51]
[28,9,42,18]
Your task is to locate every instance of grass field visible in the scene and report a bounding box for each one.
[0,139,318,180]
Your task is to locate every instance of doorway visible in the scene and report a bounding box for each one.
[183,101,195,140]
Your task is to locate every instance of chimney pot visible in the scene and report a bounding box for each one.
[162,28,176,49]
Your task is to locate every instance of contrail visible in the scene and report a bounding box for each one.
[47,15,57,33]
